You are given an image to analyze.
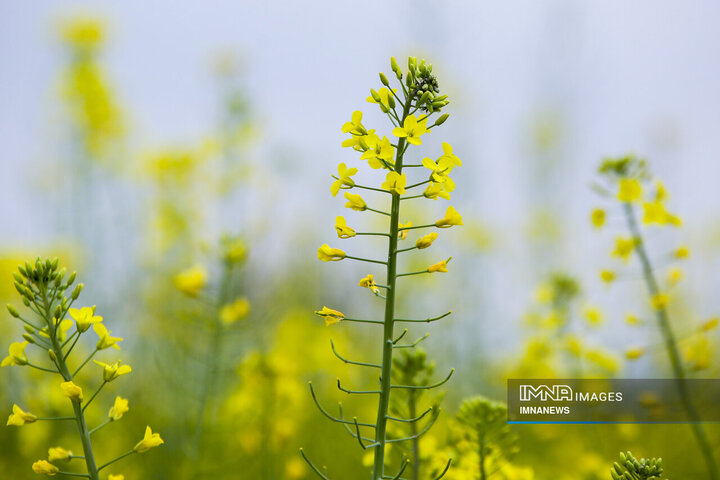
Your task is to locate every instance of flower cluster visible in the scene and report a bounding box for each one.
[3,258,161,479]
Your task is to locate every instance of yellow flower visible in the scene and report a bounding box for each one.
[60,381,83,402]
[667,267,683,286]
[48,447,72,462]
[590,208,606,228]
[284,457,306,479]
[617,178,642,203]
[600,269,615,284]
[421,156,456,190]
[643,201,681,226]
[359,274,379,294]
[330,163,358,196]
[366,87,396,107]
[55,319,74,343]
[360,134,395,169]
[398,221,412,240]
[108,475,125,480]
[314,306,345,326]
[651,293,669,310]
[675,245,690,259]
[334,216,356,239]
[317,244,346,262]
[93,360,131,382]
[435,206,463,228]
[68,306,103,333]
[584,349,619,373]
[612,236,636,261]
[223,237,247,264]
[60,18,104,49]
[565,335,583,357]
[220,297,251,325]
[173,266,207,297]
[428,258,450,273]
[344,192,367,211]
[625,313,641,325]
[701,317,719,332]
[32,460,59,476]
[392,114,429,145]
[439,142,462,167]
[1,341,28,367]
[381,172,407,195]
[416,232,438,249]
[341,110,367,136]
[583,306,604,325]
[423,182,450,200]
[7,404,37,426]
[625,347,645,360]
[109,396,129,421]
[683,336,711,371]
[94,323,123,350]
[134,426,164,453]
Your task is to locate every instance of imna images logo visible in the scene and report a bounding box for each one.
[519,384,573,402]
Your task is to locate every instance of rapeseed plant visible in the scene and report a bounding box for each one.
[593,155,718,480]
[305,56,461,480]
[610,451,664,480]
[3,258,161,478]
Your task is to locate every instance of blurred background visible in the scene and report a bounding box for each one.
[1,1,720,479]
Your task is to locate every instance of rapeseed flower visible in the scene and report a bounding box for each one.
[344,192,367,211]
[93,360,132,382]
[7,404,37,426]
[617,178,641,203]
[48,447,72,463]
[173,266,207,297]
[331,163,357,196]
[314,306,344,326]
[61,381,84,402]
[1,341,28,367]
[220,297,251,325]
[590,208,605,228]
[392,114,429,145]
[69,306,102,333]
[416,232,438,249]
[359,274,379,293]
[133,426,164,453]
[32,460,59,475]
[334,216,356,239]
[428,259,450,273]
[317,244,346,262]
[94,323,123,350]
[435,206,463,228]
[109,396,129,421]
[381,172,407,195]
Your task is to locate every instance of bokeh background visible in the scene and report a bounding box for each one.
[2,1,720,479]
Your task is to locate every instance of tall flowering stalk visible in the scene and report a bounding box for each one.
[303,57,462,480]
[3,258,162,479]
[593,155,718,480]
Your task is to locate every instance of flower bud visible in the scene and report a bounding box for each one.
[67,271,77,285]
[24,325,35,334]
[390,57,401,78]
[379,72,389,86]
[48,349,57,362]
[387,94,395,109]
[433,113,449,126]
[13,272,23,284]
[22,333,35,344]
[71,283,84,300]
[7,304,20,318]
[370,89,382,103]
[54,305,62,320]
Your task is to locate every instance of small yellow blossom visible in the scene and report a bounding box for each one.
[108,475,125,480]
[617,178,642,203]
[314,306,345,326]
[1,341,28,367]
[392,114,429,145]
[134,426,164,453]
[421,156,456,190]
[583,306,604,325]
[284,457,305,479]
[439,142,462,167]
[650,293,669,310]
[675,245,690,259]
[55,319,74,343]
[334,216,356,239]
[423,182,450,200]
[93,360,131,382]
[344,192,367,211]
[317,244,346,262]
[625,313,641,325]
[667,267,683,286]
[330,163,358,196]
[223,237,247,264]
[60,381,83,402]
[94,323,123,350]
[48,447,72,462]
[7,404,37,426]
[381,172,407,195]
[701,317,719,332]
[684,336,711,371]
[366,87,396,107]
[341,110,367,136]
[360,134,395,169]
[32,460,59,476]
[398,221,412,240]
[612,236,636,261]
[591,208,606,228]
[416,232,438,249]
[359,274,379,294]
[435,206,463,228]
[173,266,207,297]
[643,201,681,226]
[61,18,104,48]
[68,306,102,333]
[600,269,615,284]
[219,297,250,325]
[584,349,619,373]
[428,258,450,273]
[109,396,129,421]
[625,347,645,360]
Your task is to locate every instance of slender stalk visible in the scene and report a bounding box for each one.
[409,390,420,480]
[372,96,411,480]
[622,202,718,480]
[478,430,486,480]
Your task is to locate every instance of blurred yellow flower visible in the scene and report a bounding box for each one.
[330,163,357,196]
[381,172,407,195]
[651,293,669,310]
[392,114,429,145]
[69,306,102,333]
[617,178,642,203]
[60,18,104,48]
[94,323,123,350]
[675,245,690,259]
[585,349,619,373]
[48,447,72,462]
[60,381,83,402]
[667,267,683,286]
[173,266,207,297]
[625,313,641,325]
[6,404,37,426]
[643,201,681,226]
[334,216,356,239]
[317,244,346,262]
[398,221,412,240]
[93,360,131,382]
[344,192,367,211]
[590,208,606,228]
[134,426,164,453]
[683,335,711,371]
[701,317,719,332]
[109,396,129,421]
[220,297,251,325]
[32,460,59,476]
[612,236,636,261]
[1,341,28,367]
[435,206,463,228]
[583,306,604,325]
[625,347,645,360]
[284,457,306,479]
[416,232,439,249]
[108,475,125,480]
[359,274,379,293]
[428,259,450,273]
[314,306,345,326]
[599,269,615,284]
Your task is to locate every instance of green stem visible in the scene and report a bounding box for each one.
[372,96,411,480]
[623,202,718,480]
[409,390,420,480]
[478,430,486,480]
